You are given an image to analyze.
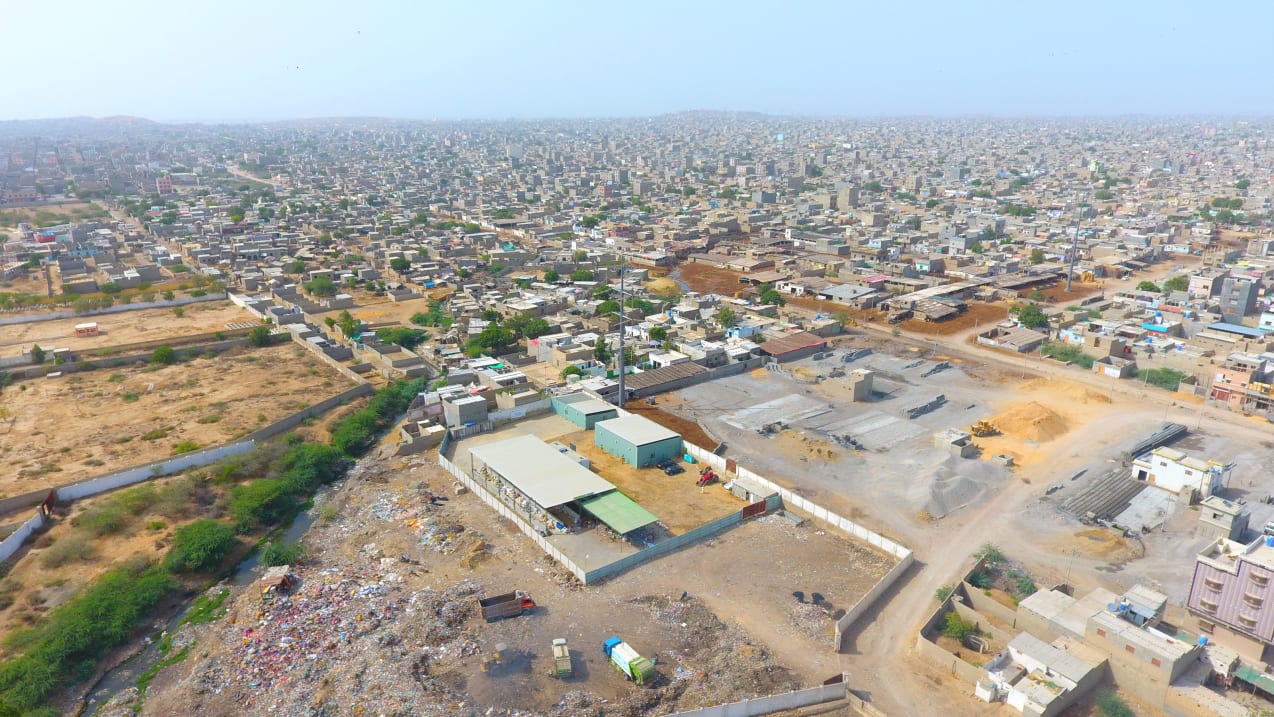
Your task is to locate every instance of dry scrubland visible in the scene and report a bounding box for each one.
[0,344,347,494]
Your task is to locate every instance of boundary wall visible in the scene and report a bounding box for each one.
[660,678,847,717]
[0,292,228,327]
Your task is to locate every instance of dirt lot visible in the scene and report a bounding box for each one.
[338,294,449,327]
[0,344,351,496]
[677,263,749,297]
[0,300,255,358]
[555,430,742,534]
[624,398,719,449]
[127,448,873,717]
[899,302,1009,336]
[0,201,109,230]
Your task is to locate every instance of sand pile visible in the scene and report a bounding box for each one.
[645,277,681,294]
[1019,378,1111,404]
[992,401,1069,442]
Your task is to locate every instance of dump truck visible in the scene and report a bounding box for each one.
[259,566,299,602]
[548,638,573,678]
[477,591,536,622]
[602,637,655,685]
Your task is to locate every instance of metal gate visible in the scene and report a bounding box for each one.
[725,458,737,474]
[742,500,766,520]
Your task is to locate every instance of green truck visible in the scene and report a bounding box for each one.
[602,636,655,685]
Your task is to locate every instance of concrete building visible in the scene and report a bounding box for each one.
[1132,446,1230,498]
[594,414,683,467]
[442,394,489,428]
[1199,495,1250,542]
[552,393,618,429]
[1187,536,1274,661]
[1219,276,1259,323]
[976,633,1106,717]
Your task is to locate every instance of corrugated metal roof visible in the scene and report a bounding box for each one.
[580,491,658,534]
[623,362,708,390]
[470,435,614,509]
[596,414,680,446]
[758,331,827,356]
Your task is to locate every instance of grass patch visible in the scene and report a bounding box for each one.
[108,373,125,383]
[122,391,140,403]
[1040,342,1095,369]
[140,426,172,441]
[39,534,97,568]
[1134,367,1185,391]
[171,440,202,455]
[195,413,222,424]
[183,589,231,626]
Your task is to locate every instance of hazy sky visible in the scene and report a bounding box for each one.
[2,0,1271,122]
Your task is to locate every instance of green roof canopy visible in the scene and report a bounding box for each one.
[580,491,658,535]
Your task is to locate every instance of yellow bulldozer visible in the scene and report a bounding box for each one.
[969,421,1000,437]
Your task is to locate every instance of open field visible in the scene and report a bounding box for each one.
[134,447,879,716]
[0,300,255,357]
[676,262,749,296]
[0,201,109,230]
[0,343,350,496]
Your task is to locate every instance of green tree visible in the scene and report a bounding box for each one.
[150,346,177,365]
[542,269,560,282]
[304,275,338,297]
[523,318,551,339]
[247,325,272,347]
[570,269,595,282]
[573,250,589,263]
[492,208,515,220]
[1017,304,1049,330]
[560,365,584,380]
[1163,275,1189,292]
[595,299,621,317]
[1029,248,1045,264]
[591,285,613,300]
[374,327,429,349]
[30,344,45,364]
[1094,189,1113,201]
[942,611,978,640]
[336,310,359,338]
[1136,281,1162,293]
[757,284,786,306]
[1235,178,1251,191]
[580,215,600,229]
[649,326,668,342]
[287,259,307,274]
[389,257,411,273]
[716,307,738,328]
[164,519,237,572]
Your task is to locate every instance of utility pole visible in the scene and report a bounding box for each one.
[615,251,626,407]
[1066,191,1082,293]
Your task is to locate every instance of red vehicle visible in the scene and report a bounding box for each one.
[696,468,718,487]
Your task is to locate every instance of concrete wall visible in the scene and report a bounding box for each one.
[0,511,47,564]
[0,488,55,519]
[661,678,848,717]
[57,440,258,501]
[488,397,552,426]
[289,330,371,385]
[0,292,228,327]
[961,577,1022,629]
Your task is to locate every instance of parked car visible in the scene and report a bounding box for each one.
[663,463,684,476]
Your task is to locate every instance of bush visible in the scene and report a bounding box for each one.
[1136,367,1185,391]
[329,378,426,456]
[274,443,350,494]
[155,476,197,518]
[171,440,202,455]
[229,479,292,529]
[247,325,272,347]
[150,346,176,366]
[164,519,237,572]
[0,562,177,712]
[975,543,1005,565]
[39,534,97,569]
[76,503,128,536]
[1096,692,1135,717]
[115,484,158,515]
[1040,343,1096,369]
[935,585,954,602]
[968,571,993,589]
[942,611,978,641]
[260,541,306,567]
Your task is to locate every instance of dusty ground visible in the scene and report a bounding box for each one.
[0,344,351,496]
[899,302,1009,336]
[125,448,871,717]
[0,300,256,357]
[676,263,749,297]
[555,430,742,534]
[0,201,108,230]
[623,398,719,449]
[337,294,448,327]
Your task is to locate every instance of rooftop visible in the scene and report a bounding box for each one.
[469,434,615,510]
[595,414,681,446]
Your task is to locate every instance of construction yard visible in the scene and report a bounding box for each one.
[118,448,882,717]
[0,300,258,358]
[0,343,352,495]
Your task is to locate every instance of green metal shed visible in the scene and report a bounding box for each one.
[553,393,619,430]
[594,414,683,467]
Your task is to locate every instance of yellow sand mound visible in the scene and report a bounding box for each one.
[645,278,680,294]
[992,401,1069,442]
[1019,378,1111,404]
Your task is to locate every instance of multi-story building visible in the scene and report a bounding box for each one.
[1220,276,1259,323]
[1209,353,1274,412]
[1188,536,1274,661]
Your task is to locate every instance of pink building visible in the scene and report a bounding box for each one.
[1188,536,1274,661]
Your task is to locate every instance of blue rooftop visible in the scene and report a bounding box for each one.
[1207,322,1263,338]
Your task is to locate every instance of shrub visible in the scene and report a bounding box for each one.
[171,440,202,455]
[39,534,97,568]
[975,543,1005,565]
[1040,343,1095,369]
[76,503,128,536]
[968,571,993,589]
[122,391,140,402]
[260,541,306,567]
[164,519,237,572]
[935,585,954,602]
[1096,692,1135,717]
[115,484,158,515]
[155,476,197,518]
[247,325,272,347]
[317,503,339,522]
[275,443,350,494]
[942,611,977,641]
[149,346,176,366]
[229,479,291,529]
[140,426,171,441]
[0,562,177,711]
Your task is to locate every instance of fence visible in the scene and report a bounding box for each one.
[288,331,371,385]
[0,292,228,327]
[661,677,848,717]
[0,512,47,563]
[488,397,553,425]
[56,440,258,502]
